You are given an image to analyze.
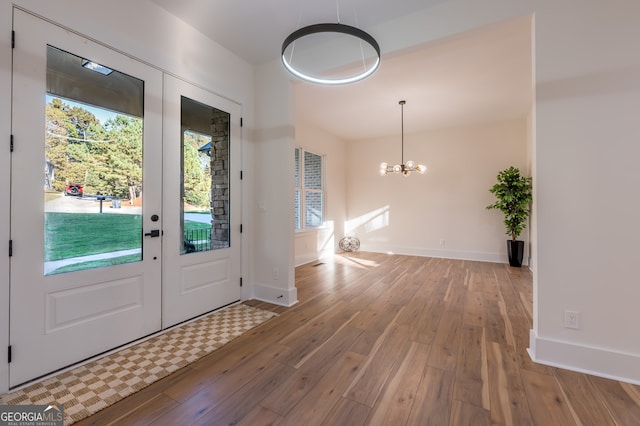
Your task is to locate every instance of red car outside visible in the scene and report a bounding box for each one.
[64,183,83,197]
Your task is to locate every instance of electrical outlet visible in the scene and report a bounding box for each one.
[440,239,445,246]
[564,310,580,329]
[272,267,279,280]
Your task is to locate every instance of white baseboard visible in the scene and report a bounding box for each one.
[251,282,298,307]
[528,330,640,385]
[359,244,524,265]
[295,253,318,267]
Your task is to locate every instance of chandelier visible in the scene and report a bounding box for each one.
[380,100,427,176]
[281,1,380,85]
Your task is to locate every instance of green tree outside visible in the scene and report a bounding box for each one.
[46,99,142,200]
[46,98,210,206]
[183,131,211,209]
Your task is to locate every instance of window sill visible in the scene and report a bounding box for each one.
[295,226,326,234]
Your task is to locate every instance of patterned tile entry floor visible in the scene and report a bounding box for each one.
[0,303,278,424]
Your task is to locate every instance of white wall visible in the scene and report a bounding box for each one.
[347,119,528,263]
[530,1,640,383]
[294,119,348,266]
[249,60,298,306]
[526,107,537,273]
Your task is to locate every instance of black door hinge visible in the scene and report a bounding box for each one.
[240,170,243,180]
[11,31,15,49]
[8,346,12,363]
[240,117,243,127]
[9,240,12,257]
[240,224,243,233]
[240,277,243,287]
[10,134,14,152]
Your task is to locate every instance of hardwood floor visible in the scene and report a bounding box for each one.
[76,252,640,425]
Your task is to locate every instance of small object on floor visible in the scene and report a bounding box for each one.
[339,236,360,252]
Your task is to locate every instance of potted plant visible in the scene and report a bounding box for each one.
[486,166,532,267]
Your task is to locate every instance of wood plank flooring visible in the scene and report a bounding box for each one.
[76,252,640,425]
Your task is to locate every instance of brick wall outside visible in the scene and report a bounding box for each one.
[304,151,322,189]
[210,109,230,247]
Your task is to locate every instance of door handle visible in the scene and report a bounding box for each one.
[145,230,161,237]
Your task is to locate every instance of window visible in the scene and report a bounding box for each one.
[294,147,324,230]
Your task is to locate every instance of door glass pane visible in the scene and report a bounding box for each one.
[181,96,230,254]
[44,46,144,275]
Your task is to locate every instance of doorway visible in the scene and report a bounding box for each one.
[9,10,241,388]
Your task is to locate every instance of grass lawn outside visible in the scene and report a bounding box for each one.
[45,212,212,262]
[45,212,142,261]
[184,221,211,231]
[52,254,142,274]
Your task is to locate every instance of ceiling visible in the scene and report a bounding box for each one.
[151,0,532,140]
[151,0,446,65]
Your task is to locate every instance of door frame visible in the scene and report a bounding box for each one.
[0,2,13,395]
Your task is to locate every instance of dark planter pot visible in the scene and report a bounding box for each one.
[507,240,525,267]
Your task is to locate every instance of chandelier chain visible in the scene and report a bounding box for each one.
[401,100,405,164]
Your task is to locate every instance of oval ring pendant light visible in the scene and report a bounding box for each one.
[281,23,380,85]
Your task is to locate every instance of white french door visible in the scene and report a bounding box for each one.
[161,76,242,328]
[9,10,163,387]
